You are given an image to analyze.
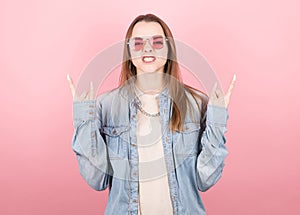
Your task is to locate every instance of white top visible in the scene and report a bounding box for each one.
[135,88,173,215]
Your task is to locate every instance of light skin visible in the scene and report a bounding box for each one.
[130,21,168,94]
[67,21,236,109]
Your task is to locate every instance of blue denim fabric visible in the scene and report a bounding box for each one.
[71,84,229,215]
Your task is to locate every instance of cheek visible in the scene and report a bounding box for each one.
[156,47,168,60]
[129,51,140,67]
[131,58,140,68]
[156,50,168,65]
[130,52,140,60]
[155,57,167,66]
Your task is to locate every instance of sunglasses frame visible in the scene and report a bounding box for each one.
[127,35,169,51]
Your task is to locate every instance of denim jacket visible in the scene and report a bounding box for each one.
[71,84,229,215]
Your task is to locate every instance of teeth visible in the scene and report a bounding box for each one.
[143,57,155,62]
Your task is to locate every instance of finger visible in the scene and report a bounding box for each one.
[78,91,88,101]
[67,74,76,99]
[226,73,236,98]
[89,81,94,100]
[211,82,218,98]
[212,82,224,98]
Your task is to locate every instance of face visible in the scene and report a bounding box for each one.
[129,21,168,75]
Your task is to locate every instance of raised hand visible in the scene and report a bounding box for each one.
[67,74,94,101]
[208,74,236,108]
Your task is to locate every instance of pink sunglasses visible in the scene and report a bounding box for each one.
[127,35,168,51]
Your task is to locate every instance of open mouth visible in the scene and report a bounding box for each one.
[142,56,156,63]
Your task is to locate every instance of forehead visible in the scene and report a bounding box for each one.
[131,21,165,37]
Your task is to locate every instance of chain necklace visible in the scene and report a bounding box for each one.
[133,83,163,117]
[135,99,160,117]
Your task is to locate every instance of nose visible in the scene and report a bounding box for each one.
[143,39,153,52]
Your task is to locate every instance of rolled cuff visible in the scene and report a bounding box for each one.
[73,100,96,127]
[206,105,229,126]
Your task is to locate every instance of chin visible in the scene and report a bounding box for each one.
[139,65,164,73]
[141,63,166,72]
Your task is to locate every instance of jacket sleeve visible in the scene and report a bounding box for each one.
[196,104,229,192]
[72,98,112,191]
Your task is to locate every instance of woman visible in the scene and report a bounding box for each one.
[68,13,236,215]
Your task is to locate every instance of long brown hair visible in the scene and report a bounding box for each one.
[119,13,208,132]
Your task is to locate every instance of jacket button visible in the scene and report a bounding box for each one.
[133,199,138,203]
[113,129,117,134]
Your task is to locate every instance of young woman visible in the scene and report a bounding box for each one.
[68,13,236,215]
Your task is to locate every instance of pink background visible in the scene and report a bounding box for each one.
[1,0,299,214]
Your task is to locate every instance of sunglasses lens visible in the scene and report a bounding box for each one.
[133,38,144,51]
[152,36,164,49]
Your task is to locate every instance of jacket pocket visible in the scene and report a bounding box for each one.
[101,125,130,160]
[173,122,201,157]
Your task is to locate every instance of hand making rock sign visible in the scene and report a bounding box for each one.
[208,74,236,109]
[67,74,94,101]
